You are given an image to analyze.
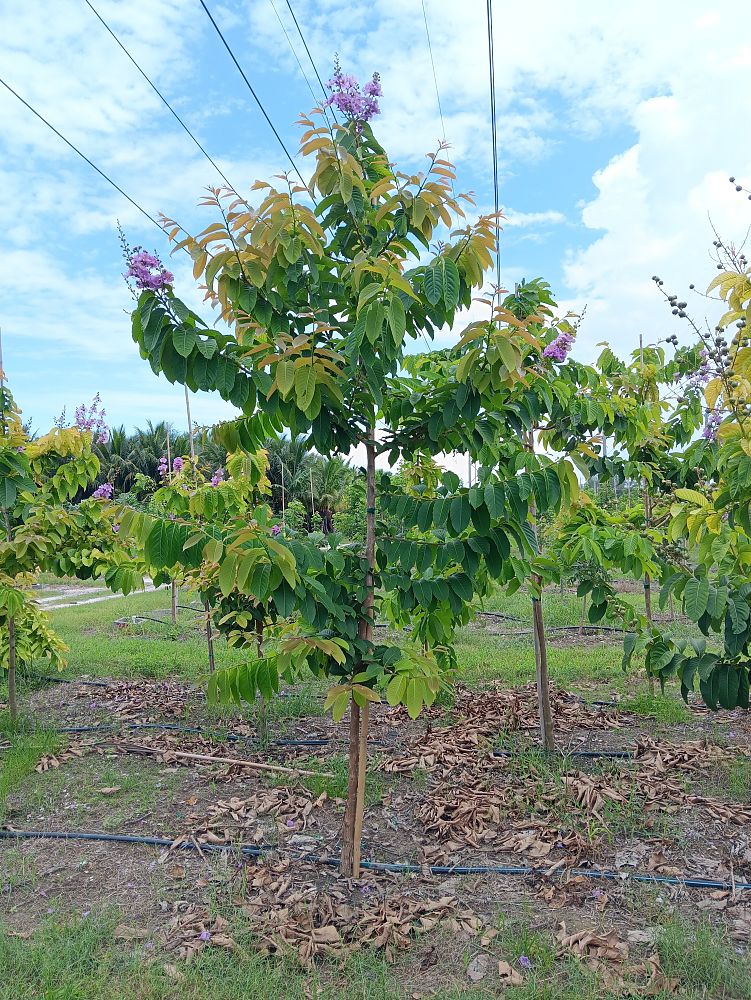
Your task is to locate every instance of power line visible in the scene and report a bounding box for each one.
[198,0,308,190]
[84,0,237,192]
[420,0,446,143]
[485,0,501,289]
[0,76,165,235]
[267,0,320,107]
[282,0,332,110]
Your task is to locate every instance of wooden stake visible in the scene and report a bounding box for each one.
[7,616,17,726]
[120,742,334,778]
[204,601,215,673]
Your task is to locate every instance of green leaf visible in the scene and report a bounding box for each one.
[0,477,17,509]
[276,358,295,397]
[684,577,710,622]
[295,366,316,411]
[441,257,460,309]
[423,264,442,306]
[173,324,197,358]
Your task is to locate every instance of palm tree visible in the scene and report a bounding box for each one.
[265,436,316,514]
[94,425,143,490]
[312,456,352,532]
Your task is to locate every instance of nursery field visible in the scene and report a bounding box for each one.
[1,582,750,1000]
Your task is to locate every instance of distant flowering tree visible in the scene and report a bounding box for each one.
[56,394,109,445]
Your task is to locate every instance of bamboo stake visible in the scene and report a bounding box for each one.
[7,616,17,726]
[204,601,215,674]
[119,742,334,778]
[527,431,555,751]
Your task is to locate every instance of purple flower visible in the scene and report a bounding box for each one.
[325,58,381,124]
[199,930,212,942]
[157,455,169,478]
[543,331,575,363]
[286,819,295,828]
[125,249,174,291]
[518,955,532,970]
[92,482,114,500]
[172,457,184,472]
[71,394,109,444]
[702,407,722,441]
[272,524,281,536]
[112,524,120,533]
[210,467,224,487]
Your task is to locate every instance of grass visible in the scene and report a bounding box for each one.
[266,751,385,805]
[0,722,61,823]
[3,910,746,1000]
[619,691,691,723]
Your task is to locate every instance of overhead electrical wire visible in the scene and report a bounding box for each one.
[0,77,165,235]
[283,0,332,113]
[84,0,237,192]
[485,0,501,289]
[267,0,321,108]
[198,0,308,190]
[420,0,447,143]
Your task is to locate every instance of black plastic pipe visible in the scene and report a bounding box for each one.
[1,828,749,891]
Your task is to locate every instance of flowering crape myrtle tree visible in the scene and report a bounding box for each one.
[0,379,139,723]
[379,277,612,750]
[621,188,751,708]
[124,73,581,873]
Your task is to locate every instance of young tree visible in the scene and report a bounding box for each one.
[123,73,582,872]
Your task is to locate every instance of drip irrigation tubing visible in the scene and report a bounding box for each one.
[1,828,749,891]
[11,720,670,760]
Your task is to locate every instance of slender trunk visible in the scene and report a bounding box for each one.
[526,433,555,751]
[643,487,655,695]
[341,433,376,877]
[669,593,675,623]
[170,581,178,626]
[579,594,588,636]
[204,601,215,674]
[7,616,17,726]
[255,618,268,742]
[532,588,555,750]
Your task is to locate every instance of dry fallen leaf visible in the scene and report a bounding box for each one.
[96,786,121,795]
[497,960,524,985]
[466,954,489,982]
[114,924,149,942]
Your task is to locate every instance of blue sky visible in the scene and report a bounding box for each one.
[1,0,749,437]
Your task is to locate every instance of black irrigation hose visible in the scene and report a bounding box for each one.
[2,828,749,891]
[31,675,110,688]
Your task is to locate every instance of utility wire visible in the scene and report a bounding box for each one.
[0,76,166,235]
[84,0,237,192]
[283,0,333,112]
[198,0,308,190]
[485,0,501,289]
[421,0,446,143]
[267,0,320,107]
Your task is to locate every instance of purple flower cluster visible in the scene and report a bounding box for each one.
[702,407,722,441]
[542,331,575,363]
[210,467,225,487]
[271,524,281,536]
[125,250,174,292]
[325,59,381,123]
[73,393,108,444]
[685,349,712,393]
[92,482,114,500]
[173,456,184,473]
[157,455,169,479]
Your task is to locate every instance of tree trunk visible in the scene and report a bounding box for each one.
[255,618,268,743]
[579,594,588,636]
[7,616,17,726]
[204,601,215,674]
[526,432,555,751]
[340,433,376,877]
[532,588,555,751]
[643,488,655,695]
[170,581,178,626]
